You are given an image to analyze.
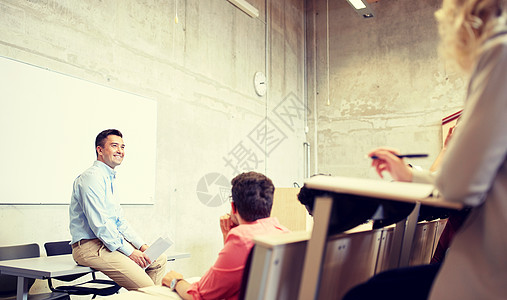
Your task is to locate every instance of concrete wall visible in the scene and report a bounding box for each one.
[306,0,466,179]
[0,0,305,293]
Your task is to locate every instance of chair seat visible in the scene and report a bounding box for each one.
[52,279,121,296]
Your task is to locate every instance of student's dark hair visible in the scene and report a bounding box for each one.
[95,129,123,157]
[297,173,332,214]
[231,171,274,222]
[297,184,322,214]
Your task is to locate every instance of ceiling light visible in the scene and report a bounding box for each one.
[345,0,375,18]
[348,0,366,9]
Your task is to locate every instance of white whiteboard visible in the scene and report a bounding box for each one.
[0,56,157,204]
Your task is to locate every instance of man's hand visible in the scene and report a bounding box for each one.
[128,249,151,268]
[220,213,238,243]
[162,271,192,300]
[368,147,413,182]
[139,244,149,252]
[162,270,184,287]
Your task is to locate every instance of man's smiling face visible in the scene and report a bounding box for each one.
[97,135,125,169]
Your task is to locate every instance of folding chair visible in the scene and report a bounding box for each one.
[44,241,121,299]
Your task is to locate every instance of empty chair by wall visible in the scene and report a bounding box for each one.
[44,241,121,299]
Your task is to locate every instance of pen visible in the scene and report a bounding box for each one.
[370,154,428,159]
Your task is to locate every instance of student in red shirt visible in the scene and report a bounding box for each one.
[162,171,290,300]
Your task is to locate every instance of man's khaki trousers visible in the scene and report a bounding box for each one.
[72,239,167,290]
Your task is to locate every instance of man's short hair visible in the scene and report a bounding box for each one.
[297,174,332,214]
[231,171,274,222]
[297,184,320,215]
[95,129,123,157]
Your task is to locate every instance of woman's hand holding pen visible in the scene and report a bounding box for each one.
[368,147,413,182]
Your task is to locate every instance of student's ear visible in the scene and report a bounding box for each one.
[231,202,237,214]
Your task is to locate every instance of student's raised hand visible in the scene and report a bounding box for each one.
[220,214,233,234]
[368,147,413,182]
[128,249,151,268]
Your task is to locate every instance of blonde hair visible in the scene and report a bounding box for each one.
[435,0,503,72]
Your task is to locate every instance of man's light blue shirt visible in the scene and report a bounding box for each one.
[69,160,145,256]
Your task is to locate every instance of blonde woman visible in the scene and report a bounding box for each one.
[430,0,507,298]
[345,0,507,299]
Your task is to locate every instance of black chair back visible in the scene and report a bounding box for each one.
[44,241,83,282]
[44,241,73,256]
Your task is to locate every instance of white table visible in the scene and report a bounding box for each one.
[0,251,191,300]
[0,254,92,300]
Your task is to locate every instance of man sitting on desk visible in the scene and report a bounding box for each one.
[162,171,290,300]
[69,129,166,290]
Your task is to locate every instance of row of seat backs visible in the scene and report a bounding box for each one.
[321,220,446,300]
[241,219,447,300]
